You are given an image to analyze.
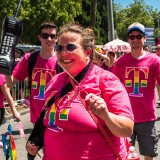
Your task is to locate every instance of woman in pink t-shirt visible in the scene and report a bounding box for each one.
[26,22,134,160]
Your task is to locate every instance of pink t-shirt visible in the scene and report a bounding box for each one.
[13,53,57,123]
[43,64,134,160]
[0,74,5,108]
[113,52,160,123]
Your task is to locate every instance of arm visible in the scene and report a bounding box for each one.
[5,75,18,88]
[26,142,39,156]
[1,83,21,121]
[85,93,134,137]
[94,50,110,66]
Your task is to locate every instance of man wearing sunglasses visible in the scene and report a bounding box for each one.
[5,22,61,124]
[113,22,160,160]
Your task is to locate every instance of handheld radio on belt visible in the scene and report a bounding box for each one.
[0,0,23,75]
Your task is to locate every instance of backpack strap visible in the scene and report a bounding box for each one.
[27,52,63,91]
[28,51,39,90]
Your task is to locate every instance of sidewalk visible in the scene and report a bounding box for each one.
[3,102,160,160]
[4,104,30,122]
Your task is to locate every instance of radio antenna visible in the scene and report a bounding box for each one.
[14,0,22,17]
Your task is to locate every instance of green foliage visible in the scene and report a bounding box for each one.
[0,0,159,46]
[114,0,159,42]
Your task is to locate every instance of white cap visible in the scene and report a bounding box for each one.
[128,22,146,35]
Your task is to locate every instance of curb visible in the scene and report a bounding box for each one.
[4,108,30,122]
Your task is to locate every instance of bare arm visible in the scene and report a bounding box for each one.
[5,75,18,88]
[85,93,134,137]
[1,83,21,121]
[94,50,110,66]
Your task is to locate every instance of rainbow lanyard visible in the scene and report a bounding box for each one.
[1,124,17,160]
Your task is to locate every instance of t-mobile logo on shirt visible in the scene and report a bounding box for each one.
[32,68,56,100]
[125,67,149,97]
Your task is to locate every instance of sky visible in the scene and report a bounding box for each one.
[114,0,160,11]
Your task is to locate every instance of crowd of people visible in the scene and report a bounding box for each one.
[0,21,160,160]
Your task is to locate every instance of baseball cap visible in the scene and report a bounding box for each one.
[128,22,146,35]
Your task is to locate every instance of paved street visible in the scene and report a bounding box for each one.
[0,101,160,159]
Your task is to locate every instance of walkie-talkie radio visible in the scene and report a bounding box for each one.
[0,0,23,75]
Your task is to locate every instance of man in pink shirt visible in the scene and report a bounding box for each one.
[5,22,61,124]
[113,22,160,160]
[155,44,160,105]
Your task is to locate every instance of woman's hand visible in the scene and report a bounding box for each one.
[85,93,134,137]
[85,93,109,120]
[13,111,21,121]
[26,141,39,156]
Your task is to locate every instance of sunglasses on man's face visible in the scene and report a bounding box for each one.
[128,35,143,40]
[55,44,77,53]
[40,33,56,39]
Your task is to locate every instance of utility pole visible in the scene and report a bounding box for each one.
[158,17,159,39]
[107,0,115,41]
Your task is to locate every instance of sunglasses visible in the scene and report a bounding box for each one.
[156,48,160,50]
[128,35,143,40]
[55,44,77,53]
[41,33,56,39]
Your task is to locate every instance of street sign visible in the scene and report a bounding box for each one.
[145,27,155,46]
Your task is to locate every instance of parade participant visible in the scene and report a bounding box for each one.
[113,22,160,160]
[155,44,160,105]
[0,74,21,148]
[5,22,60,124]
[26,22,134,160]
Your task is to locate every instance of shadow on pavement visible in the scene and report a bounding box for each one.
[11,128,32,136]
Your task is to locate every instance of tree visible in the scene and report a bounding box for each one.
[0,0,159,46]
[90,0,97,27]
[0,0,82,44]
[114,0,155,41]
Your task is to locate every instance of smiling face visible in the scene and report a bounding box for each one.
[38,27,58,52]
[128,30,146,50]
[56,31,91,77]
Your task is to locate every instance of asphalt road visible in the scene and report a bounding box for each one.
[0,102,160,159]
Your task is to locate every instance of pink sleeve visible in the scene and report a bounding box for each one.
[0,74,6,86]
[13,53,31,81]
[100,71,134,120]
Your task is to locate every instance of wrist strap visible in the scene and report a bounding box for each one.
[69,78,122,160]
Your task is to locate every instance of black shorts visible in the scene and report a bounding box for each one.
[0,108,5,126]
[130,121,159,157]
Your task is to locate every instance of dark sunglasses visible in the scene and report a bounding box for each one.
[41,33,56,39]
[156,48,160,50]
[55,44,77,53]
[128,35,143,40]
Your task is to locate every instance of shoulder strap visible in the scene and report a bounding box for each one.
[28,51,39,90]
[56,62,63,74]
[28,51,39,79]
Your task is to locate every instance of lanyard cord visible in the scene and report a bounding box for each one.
[69,78,122,160]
